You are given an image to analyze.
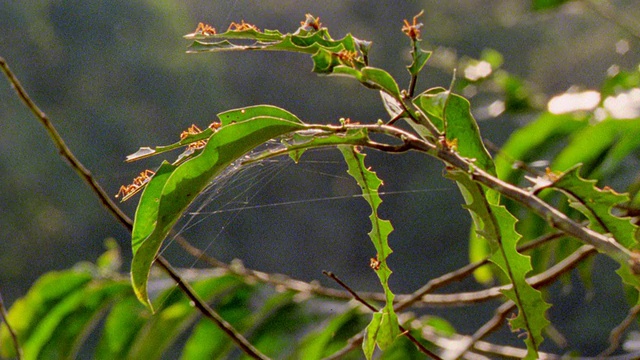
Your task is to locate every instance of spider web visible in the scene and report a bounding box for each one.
[158,142,455,273]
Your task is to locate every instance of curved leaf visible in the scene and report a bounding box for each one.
[131,111,306,309]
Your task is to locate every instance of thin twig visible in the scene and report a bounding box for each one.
[0,56,269,360]
[0,288,22,360]
[394,232,564,311]
[322,271,443,360]
[176,226,563,307]
[325,244,597,358]
[440,301,516,359]
[155,256,269,360]
[600,303,640,357]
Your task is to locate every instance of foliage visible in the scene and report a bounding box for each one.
[2,6,640,360]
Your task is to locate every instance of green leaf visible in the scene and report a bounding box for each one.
[339,146,399,357]
[180,282,255,360]
[0,270,93,358]
[127,275,246,360]
[532,0,569,10]
[496,112,587,182]
[94,296,147,360]
[406,40,431,76]
[414,87,500,282]
[360,67,402,100]
[413,87,496,176]
[276,128,369,163]
[186,27,358,57]
[447,169,551,359]
[296,306,366,360]
[551,165,639,250]
[552,119,640,179]
[217,104,303,125]
[131,109,306,310]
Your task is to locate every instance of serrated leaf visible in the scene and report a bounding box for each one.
[131,111,305,310]
[339,146,399,357]
[551,164,639,250]
[447,169,550,359]
[186,27,358,57]
[414,87,500,282]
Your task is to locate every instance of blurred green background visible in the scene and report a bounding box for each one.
[2,0,640,355]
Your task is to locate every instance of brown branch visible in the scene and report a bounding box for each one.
[600,303,640,357]
[176,227,564,308]
[0,56,269,360]
[0,288,22,360]
[441,301,516,359]
[324,244,596,358]
[322,271,443,360]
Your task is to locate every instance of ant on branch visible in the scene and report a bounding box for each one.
[115,169,155,201]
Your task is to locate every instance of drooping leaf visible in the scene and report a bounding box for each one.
[131,109,306,309]
[447,169,551,359]
[339,146,399,358]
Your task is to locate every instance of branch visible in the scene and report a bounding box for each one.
[432,146,638,268]
[440,301,515,359]
[0,56,269,360]
[324,244,596,358]
[600,303,640,357]
[322,271,443,360]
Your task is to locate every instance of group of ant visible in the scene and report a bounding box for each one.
[116,122,221,201]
